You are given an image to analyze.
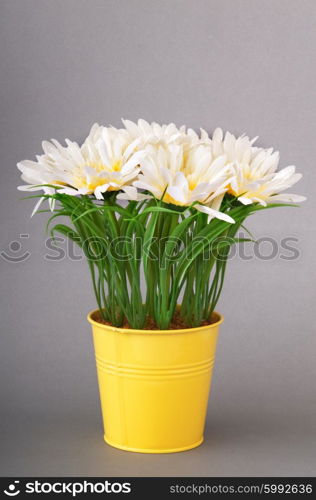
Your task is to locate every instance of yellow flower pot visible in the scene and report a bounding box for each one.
[87,310,223,453]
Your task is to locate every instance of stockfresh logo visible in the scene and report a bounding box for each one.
[3,480,131,497]
[3,481,20,496]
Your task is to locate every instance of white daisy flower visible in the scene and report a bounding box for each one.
[118,142,235,223]
[17,123,145,212]
[210,127,257,162]
[122,118,188,146]
[207,128,305,206]
[227,145,306,206]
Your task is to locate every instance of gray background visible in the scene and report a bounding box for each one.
[0,0,315,477]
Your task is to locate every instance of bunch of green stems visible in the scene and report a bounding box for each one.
[31,191,290,329]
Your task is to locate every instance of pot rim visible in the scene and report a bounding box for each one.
[87,308,223,335]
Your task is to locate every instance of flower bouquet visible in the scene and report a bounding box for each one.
[18,119,305,453]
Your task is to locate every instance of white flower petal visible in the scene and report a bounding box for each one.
[196,204,235,224]
[31,197,45,217]
[238,196,253,205]
[166,186,187,204]
[94,184,110,199]
[120,151,145,174]
[270,193,306,203]
[117,186,151,201]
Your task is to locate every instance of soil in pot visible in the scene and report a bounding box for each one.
[91,309,220,330]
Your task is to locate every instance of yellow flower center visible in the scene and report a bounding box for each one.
[162,193,185,206]
[71,159,124,192]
